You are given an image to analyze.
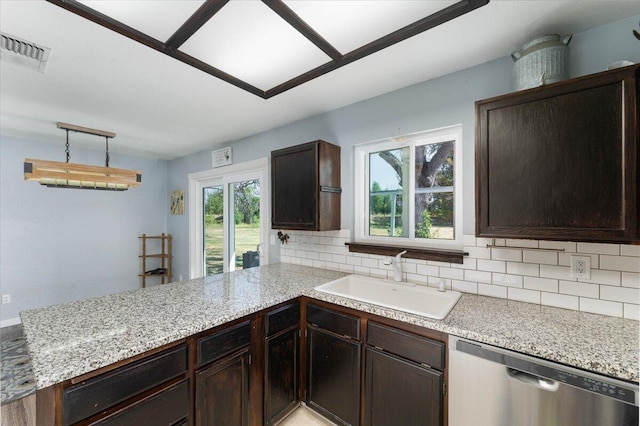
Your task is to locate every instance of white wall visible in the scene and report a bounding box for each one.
[0,136,168,325]
[168,15,640,284]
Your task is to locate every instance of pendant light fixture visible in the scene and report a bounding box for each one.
[24,122,142,191]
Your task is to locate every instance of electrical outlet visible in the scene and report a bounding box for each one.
[571,256,591,279]
[2,294,10,304]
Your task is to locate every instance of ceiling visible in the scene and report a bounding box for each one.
[1,1,639,160]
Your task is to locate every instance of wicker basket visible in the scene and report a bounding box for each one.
[512,34,572,91]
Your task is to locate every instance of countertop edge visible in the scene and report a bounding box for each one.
[21,264,639,388]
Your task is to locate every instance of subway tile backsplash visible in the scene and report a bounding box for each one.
[280,230,640,320]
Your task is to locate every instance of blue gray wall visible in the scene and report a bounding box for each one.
[0,136,168,324]
[168,15,640,281]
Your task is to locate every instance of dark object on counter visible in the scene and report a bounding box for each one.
[145,268,167,275]
[242,251,259,269]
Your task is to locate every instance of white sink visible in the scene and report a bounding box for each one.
[314,274,461,320]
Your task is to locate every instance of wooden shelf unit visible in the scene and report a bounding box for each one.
[139,233,172,288]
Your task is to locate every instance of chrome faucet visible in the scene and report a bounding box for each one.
[384,250,407,282]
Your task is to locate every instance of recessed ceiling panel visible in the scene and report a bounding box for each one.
[79,0,205,42]
[284,0,458,54]
[180,1,332,89]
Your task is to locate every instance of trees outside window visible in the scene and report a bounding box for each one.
[355,125,462,249]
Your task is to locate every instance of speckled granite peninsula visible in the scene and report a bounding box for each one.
[21,263,639,389]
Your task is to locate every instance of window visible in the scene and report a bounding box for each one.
[354,125,462,249]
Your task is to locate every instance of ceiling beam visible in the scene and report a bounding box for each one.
[170,50,265,98]
[261,0,343,61]
[45,0,267,98]
[265,0,490,98]
[46,0,166,52]
[46,0,489,99]
[165,0,230,50]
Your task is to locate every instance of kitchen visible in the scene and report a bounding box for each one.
[1,1,639,425]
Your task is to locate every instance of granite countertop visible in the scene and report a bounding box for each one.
[21,263,639,389]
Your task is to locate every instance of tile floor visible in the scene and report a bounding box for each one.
[279,405,335,426]
[0,335,35,404]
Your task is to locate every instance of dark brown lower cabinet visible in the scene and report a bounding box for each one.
[265,327,299,425]
[38,298,447,426]
[364,348,443,426]
[92,379,189,425]
[306,324,361,426]
[60,344,188,426]
[195,349,250,426]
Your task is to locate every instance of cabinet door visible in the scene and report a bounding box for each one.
[271,140,341,231]
[271,142,318,229]
[476,65,639,242]
[265,328,299,425]
[364,348,443,426]
[306,325,361,426]
[196,350,249,426]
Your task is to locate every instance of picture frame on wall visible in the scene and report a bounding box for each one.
[170,190,184,215]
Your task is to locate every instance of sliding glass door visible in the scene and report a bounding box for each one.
[190,159,268,278]
[203,185,224,275]
[229,179,261,271]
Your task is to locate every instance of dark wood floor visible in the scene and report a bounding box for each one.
[1,393,35,426]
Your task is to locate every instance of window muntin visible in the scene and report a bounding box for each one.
[355,125,462,249]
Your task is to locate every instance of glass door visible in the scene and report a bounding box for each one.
[203,185,224,275]
[194,164,267,278]
[229,178,261,273]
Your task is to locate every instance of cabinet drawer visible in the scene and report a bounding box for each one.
[367,322,444,371]
[63,345,187,425]
[198,321,251,367]
[266,302,300,336]
[92,379,189,425]
[307,304,360,340]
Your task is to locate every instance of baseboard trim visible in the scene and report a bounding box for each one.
[1,317,21,328]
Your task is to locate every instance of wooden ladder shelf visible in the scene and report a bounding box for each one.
[138,233,172,288]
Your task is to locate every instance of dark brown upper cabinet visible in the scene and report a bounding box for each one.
[476,64,639,243]
[271,140,341,231]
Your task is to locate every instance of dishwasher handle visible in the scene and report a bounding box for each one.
[507,367,560,392]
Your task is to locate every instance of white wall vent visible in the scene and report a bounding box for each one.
[1,32,51,73]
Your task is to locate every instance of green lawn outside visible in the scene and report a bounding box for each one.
[369,214,454,239]
[205,219,261,275]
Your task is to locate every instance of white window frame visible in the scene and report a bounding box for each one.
[188,157,269,279]
[354,125,463,250]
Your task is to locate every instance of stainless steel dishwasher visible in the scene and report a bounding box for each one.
[448,336,639,426]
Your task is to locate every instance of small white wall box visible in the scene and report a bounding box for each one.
[212,147,232,168]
